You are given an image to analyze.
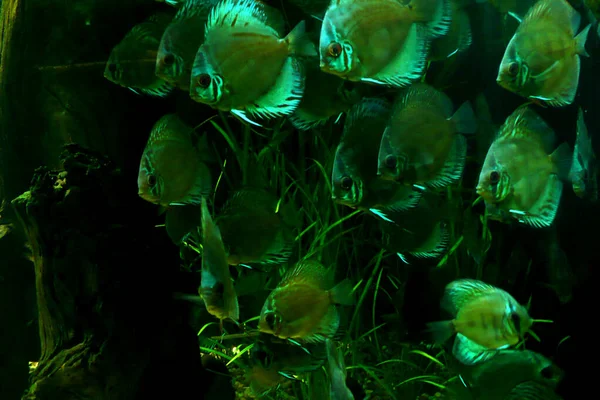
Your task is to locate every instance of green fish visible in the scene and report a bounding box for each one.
[326,339,355,400]
[289,62,364,131]
[104,13,175,97]
[569,108,598,201]
[319,0,450,87]
[155,0,216,91]
[380,195,450,261]
[190,0,316,124]
[457,349,563,400]
[258,260,355,343]
[199,197,239,324]
[377,83,477,189]
[476,105,573,228]
[428,279,533,366]
[137,114,214,207]
[215,188,298,266]
[331,98,423,221]
[496,0,590,107]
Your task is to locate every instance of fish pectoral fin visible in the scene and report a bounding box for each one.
[367,23,429,88]
[516,174,563,228]
[425,135,467,189]
[452,333,499,366]
[243,57,304,119]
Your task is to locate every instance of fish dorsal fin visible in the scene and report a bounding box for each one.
[123,22,159,45]
[175,0,214,21]
[206,0,274,35]
[149,114,189,143]
[498,105,556,150]
[441,279,497,316]
[279,260,330,289]
[342,98,390,143]
[399,83,454,117]
[521,0,579,34]
[201,197,224,246]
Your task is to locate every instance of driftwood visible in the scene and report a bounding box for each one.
[12,144,208,400]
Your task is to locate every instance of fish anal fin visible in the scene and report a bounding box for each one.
[518,174,562,228]
[244,57,304,119]
[452,333,499,366]
[425,135,467,189]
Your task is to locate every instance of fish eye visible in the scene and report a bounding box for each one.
[384,155,397,169]
[489,171,500,185]
[163,53,175,65]
[147,174,157,187]
[197,73,212,89]
[108,63,117,73]
[327,42,343,58]
[340,176,353,190]
[508,62,519,77]
[265,312,278,330]
[511,312,521,333]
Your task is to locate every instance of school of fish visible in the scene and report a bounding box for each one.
[103,0,597,398]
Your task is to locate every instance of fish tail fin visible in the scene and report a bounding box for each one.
[225,287,240,322]
[426,320,456,344]
[285,20,317,57]
[330,279,355,306]
[278,200,302,230]
[575,24,591,57]
[451,101,478,134]
[551,142,574,182]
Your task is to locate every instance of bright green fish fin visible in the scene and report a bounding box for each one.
[176,0,215,21]
[551,142,574,182]
[386,184,422,213]
[280,259,330,289]
[499,106,556,149]
[409,221,449,259]
[442,279,497,315]
[575,24,591,57]
[138,81,175,97]
[425,134,467,189]
[452,333,499,366]
[244,57,305,119]
[361,23,429,88]
[206,0,275,35]
[515,175,563,228]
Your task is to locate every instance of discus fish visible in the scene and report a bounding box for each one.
[427,279,532,365]
[199,197,239,324]
[476,105,572,228]
[156,0,216,90]
[137,114,213,207]
[332,98,423,220]
[496,0,591,107]
[326,339,354,400]
[190,0,316,122]
[215,188,298,266]
[289,63,363,131]
[459,349,563,400]
[104,13,174,96]
[319,0,450,87]
[377,83,477,189]
[258,260,355,343]
[569,108,598,200]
